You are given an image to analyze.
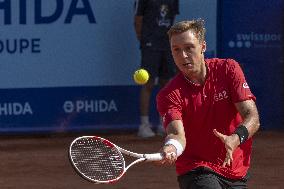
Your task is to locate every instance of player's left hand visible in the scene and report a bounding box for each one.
[213,129,240,167]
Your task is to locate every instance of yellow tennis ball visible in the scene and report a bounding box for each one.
[133,69,149,85]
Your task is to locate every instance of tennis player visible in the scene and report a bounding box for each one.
[156,19,260,189]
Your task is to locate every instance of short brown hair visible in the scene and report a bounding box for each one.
[167,19,206,43]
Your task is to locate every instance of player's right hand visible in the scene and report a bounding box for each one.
[155,145,177,166]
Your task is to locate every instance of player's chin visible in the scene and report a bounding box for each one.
[181,69,193,76]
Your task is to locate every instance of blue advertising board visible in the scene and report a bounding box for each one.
[0,0,217,133]
[218,0,284,129]
[0,86,150,133]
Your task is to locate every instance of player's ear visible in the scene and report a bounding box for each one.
[201,41,206,54]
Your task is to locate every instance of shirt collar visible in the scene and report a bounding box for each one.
[182,60,209,87]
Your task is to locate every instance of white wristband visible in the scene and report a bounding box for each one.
[164,139,184,157]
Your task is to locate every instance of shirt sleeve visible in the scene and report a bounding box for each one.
[156,89,183,128]
[226,59,256,103]
[134,0,145,16]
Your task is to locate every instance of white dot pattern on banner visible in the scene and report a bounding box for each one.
[228,41,235,48]
[236,41,243,48]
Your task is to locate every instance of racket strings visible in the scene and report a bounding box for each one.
[70,138,125,182]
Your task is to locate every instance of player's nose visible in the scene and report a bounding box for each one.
[180,49,187,57]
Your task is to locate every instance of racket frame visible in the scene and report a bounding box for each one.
[69,136,163,184]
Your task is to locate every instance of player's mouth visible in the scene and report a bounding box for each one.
[182,62,193,68]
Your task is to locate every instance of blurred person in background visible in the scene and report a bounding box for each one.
[134,0,179,138]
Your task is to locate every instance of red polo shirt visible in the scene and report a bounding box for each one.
[156,58,256,179]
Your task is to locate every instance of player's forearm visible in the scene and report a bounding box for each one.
[234,100,260,146]
[241,112,260,138]
[165,120,186,150]
[235,100,260,138]
[134,16,143,40]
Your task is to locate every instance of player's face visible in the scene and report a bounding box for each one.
[170,30,206,77]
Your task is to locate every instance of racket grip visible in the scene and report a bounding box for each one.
[144,153,163,161]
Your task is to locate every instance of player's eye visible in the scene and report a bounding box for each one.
[186,46,191,50]
[185,46,192,52]
[173,48,181,53]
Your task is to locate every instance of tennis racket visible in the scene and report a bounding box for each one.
[69,136,164,184]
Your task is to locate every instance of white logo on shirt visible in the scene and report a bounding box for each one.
[146,42,152,47]
[214,90,228,102]
[157,4,171,27]
[242,82,249,88]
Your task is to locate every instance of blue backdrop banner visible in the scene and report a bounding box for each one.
[0,0,218,134]
[218,0,284,129]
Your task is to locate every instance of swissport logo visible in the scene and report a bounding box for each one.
[228,32,282,49]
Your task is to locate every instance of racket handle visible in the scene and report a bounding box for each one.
[144,153,163,161]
